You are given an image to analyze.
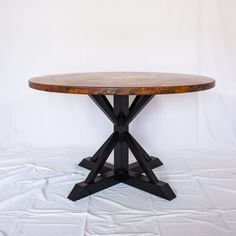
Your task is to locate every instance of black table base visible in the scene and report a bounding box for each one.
[68,95,176,201]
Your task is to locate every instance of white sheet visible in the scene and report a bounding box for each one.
[1,0,236,235]
[0,143,236,235]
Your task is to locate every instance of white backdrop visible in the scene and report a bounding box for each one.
[1,1,236,236]
[1,0,236,152]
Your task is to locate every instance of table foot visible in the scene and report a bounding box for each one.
[129,156,163,173]
[68,169,175,201]
[124,171,176,201]
[68,171,121,201]
[79,157,113,174]
[70,156,173,201]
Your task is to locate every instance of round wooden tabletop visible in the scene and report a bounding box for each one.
[29,72,215,95]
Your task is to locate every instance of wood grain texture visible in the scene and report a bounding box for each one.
[29,72,215,95]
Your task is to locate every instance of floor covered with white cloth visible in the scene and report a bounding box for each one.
[0,143,236,236]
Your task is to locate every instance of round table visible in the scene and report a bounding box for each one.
[29,72,215,201]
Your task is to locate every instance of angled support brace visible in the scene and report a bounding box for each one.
[125,95,155,124]
[90,132,117,162]
[85,132,118,184]
[89,95,118,125]
[125,131,152,162]
[125,132,159,184]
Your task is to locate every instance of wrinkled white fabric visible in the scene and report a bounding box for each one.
[0,0,236,235]
[0,144,235,235]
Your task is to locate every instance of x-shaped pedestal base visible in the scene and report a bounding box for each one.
[68,95,176,201]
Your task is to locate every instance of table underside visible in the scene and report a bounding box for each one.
[68,95,176,201]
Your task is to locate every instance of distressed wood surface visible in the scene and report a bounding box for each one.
[29,72,215,95]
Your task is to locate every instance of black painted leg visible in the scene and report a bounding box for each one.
[68,95,176,201]
[129,156,163,174]
[78,133,115,174]
[79,157,114,173]
[113,96,129,174]
[68,171,121,201]
[123,171,176,201]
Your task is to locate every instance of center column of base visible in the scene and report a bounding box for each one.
[113,95,129,174]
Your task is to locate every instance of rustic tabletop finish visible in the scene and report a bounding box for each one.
[29,72,215,95]
[29,72,215,201]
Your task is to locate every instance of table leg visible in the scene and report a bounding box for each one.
[68,95,176,201]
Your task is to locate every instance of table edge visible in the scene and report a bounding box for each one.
[29,80,215,95]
